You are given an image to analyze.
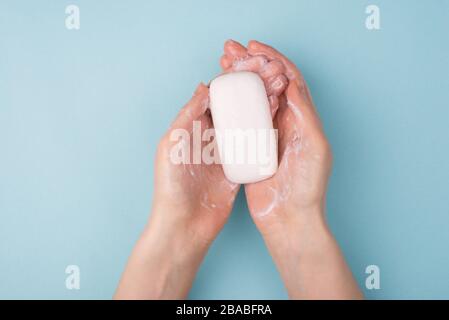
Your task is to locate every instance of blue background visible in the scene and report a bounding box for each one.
[1,0,448,299]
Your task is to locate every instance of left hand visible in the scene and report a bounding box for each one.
[152,83,240,246]
[115,84,240,299]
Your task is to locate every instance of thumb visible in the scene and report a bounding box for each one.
[285,81,322,134]
[170,83,209,130]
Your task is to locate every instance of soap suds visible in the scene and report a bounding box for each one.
[253,123,304,219]
[255,188,278,218]
[200,192,215,212]
[232,55,268,72]
[255,184,292,218]
[287,100,304,122]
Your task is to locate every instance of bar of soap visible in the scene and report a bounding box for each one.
[209,71,278,184]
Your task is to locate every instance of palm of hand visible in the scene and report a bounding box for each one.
[245,91,331,227]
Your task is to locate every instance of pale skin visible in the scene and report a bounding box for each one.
[114,40,363,300]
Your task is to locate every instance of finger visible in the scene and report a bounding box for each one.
[259,60,285,80]
[266,74,288,96]
[273,95,301,158]
[264,96,294,165]
[220,54,233,70]
[285,81,323,133]
[197,112,213,132]
[247,40,302,85]
[171,83,209,130]
[224,39,247,60]
[232,55,268,72]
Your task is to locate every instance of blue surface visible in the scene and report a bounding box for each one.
[1,0,448,299]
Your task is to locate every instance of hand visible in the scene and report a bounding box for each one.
[221,39,330,238]
[220,40,362,299]
[115,84,240,299]
[153,83,239,245]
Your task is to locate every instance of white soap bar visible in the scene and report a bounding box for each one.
[209,71,278,184]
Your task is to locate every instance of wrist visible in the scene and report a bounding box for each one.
[145,207,211,263]
[114,207,209,300]
[259,205,329,246]
[126,210,209,299]
[259,206,333,277]
[260,206,362,299]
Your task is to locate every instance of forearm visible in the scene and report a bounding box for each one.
[263,208,363,300]
[114,211,208,299]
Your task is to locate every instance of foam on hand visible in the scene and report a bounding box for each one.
[209,71,278,184]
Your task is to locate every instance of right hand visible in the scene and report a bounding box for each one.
[220,40,332,236]
[220,40,362,299]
